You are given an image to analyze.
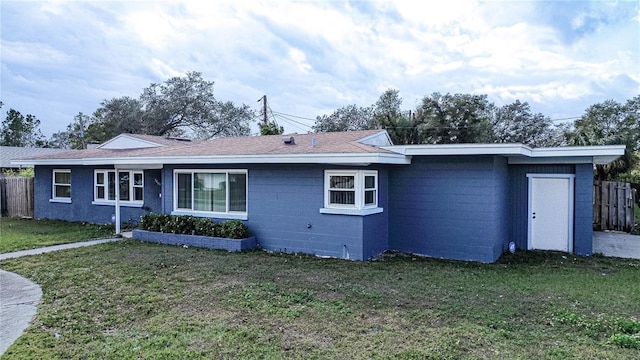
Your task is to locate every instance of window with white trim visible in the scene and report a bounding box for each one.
[324,170,378,210]
[174,170,247,215]
[52,170,71,201]
[94,170,144,204]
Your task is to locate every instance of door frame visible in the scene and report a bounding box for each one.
[526,173,575,252]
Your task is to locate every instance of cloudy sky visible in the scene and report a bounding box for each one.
[1,0,638,137]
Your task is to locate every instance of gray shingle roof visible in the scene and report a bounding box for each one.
[1,146,67,168]
[11,130,398,164]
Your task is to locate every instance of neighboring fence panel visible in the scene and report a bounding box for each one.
[1,177,34,217]
[594,181,636,232]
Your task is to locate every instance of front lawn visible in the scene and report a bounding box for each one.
[0,218,115,253]
[1,241,639,359]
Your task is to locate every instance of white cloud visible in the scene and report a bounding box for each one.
[1,41,71,66]
[288,48,312,73]
[0,0,637,136]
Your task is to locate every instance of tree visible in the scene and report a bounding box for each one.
[140,71,253,138]
[62,112,97,149]
[194,100,253,139]
[0,108,46,147]
[90,96,145,143]
[313,104,375,132]
[58,72,254,143]
[259,121,284,135]
[48,131,72,149]
[373,89,423,144]
[568,96,640,180]
[418,92,493,144]
[491,100,565,147]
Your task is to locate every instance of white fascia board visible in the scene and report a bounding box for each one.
[384,143,625,165]
[15,153,411,166]
[530,145,625,158]
[383,143,531,156]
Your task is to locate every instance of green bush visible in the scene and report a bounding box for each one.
[139,214,250,239]
[219,220,250,239]
[195,217,221,237]
[139,213,172,233]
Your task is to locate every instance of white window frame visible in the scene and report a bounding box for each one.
[92,169,144,207]
[320,170,382,216]
[172,169,248,220]
[50,169,71,203]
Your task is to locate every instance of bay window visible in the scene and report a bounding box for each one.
[321,170,381,215]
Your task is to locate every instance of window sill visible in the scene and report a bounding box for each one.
[92,201,144,208]
[171,210,248,221]
[319,207,383,216]
[49,198,71,204]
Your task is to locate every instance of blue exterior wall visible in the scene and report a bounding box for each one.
[33,156,595,262]
[34,166,161,224]
[574,163,594,255]
[388,156,510,263]
[509,164,576,253]
[362,169,389,259]
[493,156,510,258]
[162,164,389,260]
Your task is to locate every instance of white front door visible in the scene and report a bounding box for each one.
[527,175,575,252]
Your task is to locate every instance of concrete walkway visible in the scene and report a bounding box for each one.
[0,269,42,355]
[0,237,124,261]
[593,231,640,260]
[0,235,127,356]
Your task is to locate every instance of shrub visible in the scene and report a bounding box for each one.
[219,220,250,239]
[169,215,197,234]
[195,217,219,237]
[140,213,172,232]
[139,214,250,239]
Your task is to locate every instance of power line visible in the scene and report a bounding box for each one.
[275,113,313,130]
[271,111,317,122]
[274,113,313,132]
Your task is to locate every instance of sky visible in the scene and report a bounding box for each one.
[1,0,638,137]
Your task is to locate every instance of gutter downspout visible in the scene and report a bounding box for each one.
[115,167,121,235]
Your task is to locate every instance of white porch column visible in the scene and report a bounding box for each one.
[114,167,121,235]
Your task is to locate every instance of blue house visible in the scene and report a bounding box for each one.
[13,130,625,263]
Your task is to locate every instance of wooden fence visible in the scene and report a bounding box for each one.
[593,181,637,232]
[0,177,34,218]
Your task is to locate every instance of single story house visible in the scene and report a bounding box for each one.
[13,130,624,263]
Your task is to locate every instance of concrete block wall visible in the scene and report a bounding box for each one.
[162,164,389,260]
[34,166,159,224]
[388,156,509,262]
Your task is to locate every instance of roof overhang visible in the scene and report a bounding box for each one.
[11,144,625,167]
[384,144,625,165]
[12,152,411,167]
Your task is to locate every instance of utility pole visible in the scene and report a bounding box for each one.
[77,112,87,149]
[258,95,268,124]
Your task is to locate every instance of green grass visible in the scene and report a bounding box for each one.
[1,243,639,359]
[0,218,116,253]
